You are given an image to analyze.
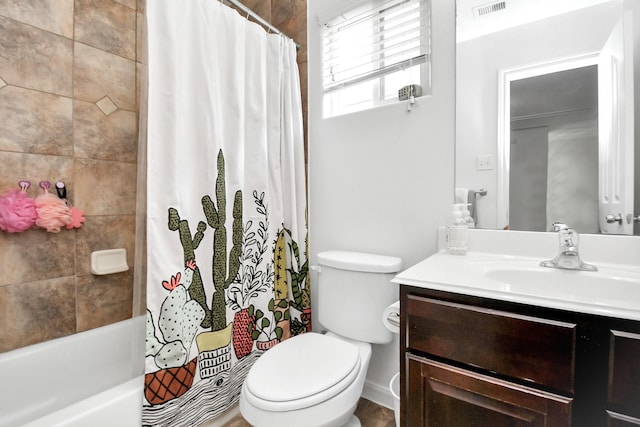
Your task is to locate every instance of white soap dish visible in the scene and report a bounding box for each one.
[91,249,129,275]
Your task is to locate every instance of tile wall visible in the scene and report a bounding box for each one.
[0,0,308,353]
[0,0,143,352]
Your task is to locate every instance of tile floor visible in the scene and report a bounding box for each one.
[222,398,396,427]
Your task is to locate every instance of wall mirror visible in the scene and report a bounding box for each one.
[455,0,640,235]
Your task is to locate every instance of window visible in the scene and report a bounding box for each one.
[322,0,431,117]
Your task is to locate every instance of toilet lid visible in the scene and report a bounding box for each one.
[245,333,360,403]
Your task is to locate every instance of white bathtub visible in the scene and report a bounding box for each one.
[0,316,145,427]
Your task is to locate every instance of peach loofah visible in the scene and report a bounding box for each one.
[66,206,86,229]
[35,181,72,233]
[0,181,38,233]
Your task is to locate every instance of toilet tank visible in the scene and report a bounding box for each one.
[316,250,402,344]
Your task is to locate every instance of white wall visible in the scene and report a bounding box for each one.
[628,0,640,235]
[307,0,455,407]
[456,2,621,229]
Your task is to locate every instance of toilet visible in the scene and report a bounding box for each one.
[239,250,402,427]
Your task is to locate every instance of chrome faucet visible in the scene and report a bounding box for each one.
[540,222,597,271]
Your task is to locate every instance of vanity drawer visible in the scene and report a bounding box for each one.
[608,330,640,413]
[406,294,577,392]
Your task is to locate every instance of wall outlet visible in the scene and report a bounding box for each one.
[477,155,494,171]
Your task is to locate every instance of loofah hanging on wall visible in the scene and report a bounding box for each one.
[34,181,72,233]
[0,181,38,233]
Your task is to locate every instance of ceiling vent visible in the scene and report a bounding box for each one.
[473,0,507,17]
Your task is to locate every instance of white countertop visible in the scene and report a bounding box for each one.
[393,229,640,321]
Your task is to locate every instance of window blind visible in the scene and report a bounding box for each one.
[322,0,430,94]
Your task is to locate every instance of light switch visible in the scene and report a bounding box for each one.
[477,155,494,171]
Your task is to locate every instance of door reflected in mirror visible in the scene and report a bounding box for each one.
[455,0,639,235]
[506,61,599,234]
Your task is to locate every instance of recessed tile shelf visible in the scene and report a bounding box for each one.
[90,248,129,275]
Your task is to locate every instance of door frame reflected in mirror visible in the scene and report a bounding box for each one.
[497,53,599,231]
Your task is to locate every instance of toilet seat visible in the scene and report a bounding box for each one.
[244,333,361,411]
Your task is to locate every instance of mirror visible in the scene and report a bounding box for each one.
[455,0,640,235]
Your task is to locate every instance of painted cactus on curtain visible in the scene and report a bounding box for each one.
[143,150,310,426]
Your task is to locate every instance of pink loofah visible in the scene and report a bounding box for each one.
[0,181,38,233]
[35,181,72,233]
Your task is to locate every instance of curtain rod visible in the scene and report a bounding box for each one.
[222,0,301,50]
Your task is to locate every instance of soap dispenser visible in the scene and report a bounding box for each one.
[446,204,468,255]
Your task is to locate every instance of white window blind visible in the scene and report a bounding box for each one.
[322,0,430,94]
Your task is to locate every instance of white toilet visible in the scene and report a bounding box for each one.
[239,250,402,427]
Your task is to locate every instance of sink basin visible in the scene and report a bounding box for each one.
[484,267,640,311]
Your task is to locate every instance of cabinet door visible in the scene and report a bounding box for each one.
[607,411,640,426]
[406,355,572,427]
[609,330,640,418]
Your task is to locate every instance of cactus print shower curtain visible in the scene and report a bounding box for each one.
[143,1,309,425]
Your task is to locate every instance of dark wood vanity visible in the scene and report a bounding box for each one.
[400,285,640,426]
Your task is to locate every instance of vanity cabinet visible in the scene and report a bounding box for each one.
[400,285,640,427]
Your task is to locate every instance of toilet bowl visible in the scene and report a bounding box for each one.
[239,250,402,427]
[239,332,372,427]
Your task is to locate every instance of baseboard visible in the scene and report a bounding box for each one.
[361,379,394,410]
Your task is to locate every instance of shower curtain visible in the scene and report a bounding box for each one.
[143,1,309,425]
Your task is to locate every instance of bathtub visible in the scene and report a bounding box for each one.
[0,316,145,427]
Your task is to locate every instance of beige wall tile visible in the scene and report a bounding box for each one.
[76,271,134,332]
[137,11,144,63]
[133,249,146,317]
[0,277,76,352]
[0,0,143,353]
[74,158,137,216]
[75,215,135,275]
[271,0,295,29]
[0,16,73,96]
[113,0,137,10]
[75,0,136,60]
[235,0,271,22]
[0,86,73,156]
[73,100,138,162]
[74,42,136,111]
[0,227,76,286]
[0,152,74,199]
[298,60,308,109]
[136,62,143,114]
[0,0,74,38]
